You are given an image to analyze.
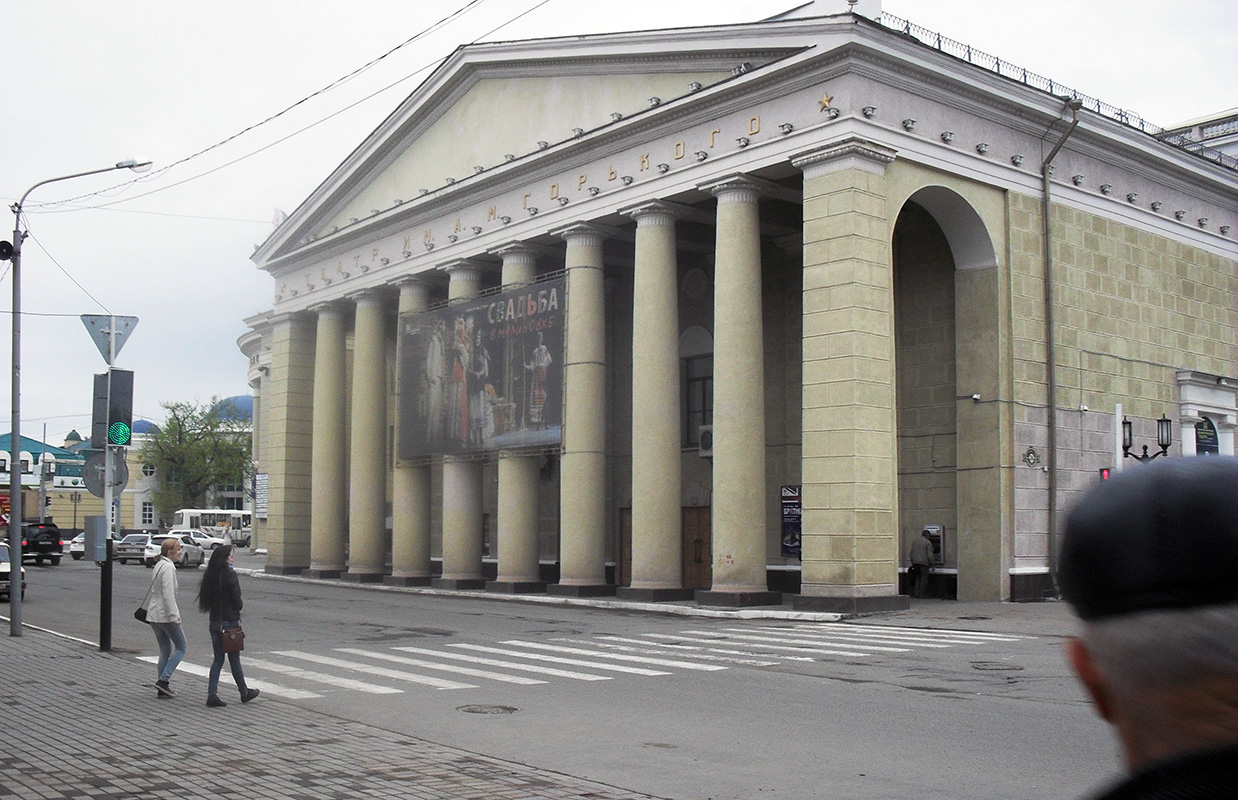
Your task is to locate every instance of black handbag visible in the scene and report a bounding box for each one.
[134,607,148,623]
[135,581,154,624]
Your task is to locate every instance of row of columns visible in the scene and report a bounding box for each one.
[288,173,781,603]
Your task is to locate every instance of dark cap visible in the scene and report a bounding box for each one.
[1058,456,1238,621]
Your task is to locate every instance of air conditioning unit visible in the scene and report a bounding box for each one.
[698,425,714,458]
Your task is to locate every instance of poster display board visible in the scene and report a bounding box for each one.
[397,276,565,458]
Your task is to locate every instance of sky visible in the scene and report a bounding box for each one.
[3,0,1234,446]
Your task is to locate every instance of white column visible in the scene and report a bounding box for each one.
[388,278,434,586]
[618,202,692,601]
[550,223,614,596]
[436,261,487,589]
[490,243,545,592]
[698,176,779,605]
[344,290,389,582]
[307,303,348,579]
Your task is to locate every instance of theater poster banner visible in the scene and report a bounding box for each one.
[398,276,564,458]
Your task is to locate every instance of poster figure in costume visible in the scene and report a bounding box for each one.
[526,331,552,427]
[424,319,447,442]
[468,328,492,447]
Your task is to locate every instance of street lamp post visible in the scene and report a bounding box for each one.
[1122,414,1174,464]
[3,159,151,637]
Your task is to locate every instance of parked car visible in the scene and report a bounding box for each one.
[21,522,63,566]
[68,533,86,560]
[150,532,205,569]
[115,533,158,566]
[179,528,227,553]
[1,542,26,601]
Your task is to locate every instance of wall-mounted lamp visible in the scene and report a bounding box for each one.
[825,107,840,119]
[648,97,661,107]
[657,163,670,173]
[1151,201,1163,212]
[1198,217,1209,228]
[472,226,482,235]
[940,131,954,143]
[1071,174,1085,185]
[558,197,570,206]
[588,187,601,196]
[527,207,539,216]
[902,118,916,131]
[1099,184,1112,195]
[622,175,634,185]
[975,142,988,155]
[572,128,584,137]
[971,393,981,403]
[695,151,709,160]
[736,136,750,148]
[1174,210,1186,220]
[779,123,794,135]
[1126,192,1138,204]
[1122,415,1172,463]
[1011,154,1024,167]
[862,106,876,118]
[1222,225,1231,236]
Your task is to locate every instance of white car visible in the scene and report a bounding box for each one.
[150,532,205,569]
[178,528,227,553]
[115,533,158,565]
[68,532,86,560]
[1,543,26,601]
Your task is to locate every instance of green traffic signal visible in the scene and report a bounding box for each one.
[108,421,132,446]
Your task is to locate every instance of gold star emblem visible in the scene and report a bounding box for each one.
[818,92,833,111]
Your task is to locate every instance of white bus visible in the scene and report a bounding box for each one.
[171,509,252,546]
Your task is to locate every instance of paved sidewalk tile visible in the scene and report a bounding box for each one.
[0,628,664,800]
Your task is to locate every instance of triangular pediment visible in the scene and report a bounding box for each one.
[256,25,808,265]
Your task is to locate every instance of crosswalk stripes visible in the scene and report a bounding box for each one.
[136,623,1033,700]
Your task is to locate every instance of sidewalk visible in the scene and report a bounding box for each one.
[232,550,1081,639]
[0,625,665,800]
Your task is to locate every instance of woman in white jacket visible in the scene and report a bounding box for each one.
[145,537,187,698]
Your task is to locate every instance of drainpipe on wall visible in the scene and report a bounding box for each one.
[1041,97,1083,592]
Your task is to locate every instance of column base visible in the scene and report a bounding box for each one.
[304,568,343,580]
[792,594,910,615]
[696,590,783,608]
[341,571,385,584]
[487,581,547,594]
[547,583,617,598]
[384,575,432,587]
[616,587,696,602]
[265,565,306,576]
[432,577,488,590]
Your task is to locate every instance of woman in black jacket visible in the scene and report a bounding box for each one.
[197,545,259,708]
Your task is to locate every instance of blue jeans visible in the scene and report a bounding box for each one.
[209,620,249,698]
[150,622,187,682]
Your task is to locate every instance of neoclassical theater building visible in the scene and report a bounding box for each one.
[240,0,1237,611]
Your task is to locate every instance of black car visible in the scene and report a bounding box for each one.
[21,522,63,566]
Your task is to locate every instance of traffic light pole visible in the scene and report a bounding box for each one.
[99,328,115,652]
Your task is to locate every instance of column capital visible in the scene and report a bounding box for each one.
[791,136,897,179]
[438,258,488,282]
[345,287,389,309]
[620,199,691,226]
[698,174,765,204]
[308,300,349,319]
[551,221,621,247]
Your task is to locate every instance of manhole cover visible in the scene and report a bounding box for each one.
[457,704,519,715]
[971,661,1023,671]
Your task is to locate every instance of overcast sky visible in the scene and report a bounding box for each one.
[3,0,1233,446]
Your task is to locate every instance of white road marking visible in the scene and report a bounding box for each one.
[642,632,880,657]
[453,643,671,676]
[503,640,728,671]
[579,636,781,667]
[393,645,612,681]
[243,657,402,694]
[683,628,946,650]
[272,651,477,690]
[135,656,321,699]
[335,648,546,685]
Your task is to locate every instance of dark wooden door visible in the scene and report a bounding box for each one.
[681,507,712,590]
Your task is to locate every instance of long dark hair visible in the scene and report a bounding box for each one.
[197,545,234,613]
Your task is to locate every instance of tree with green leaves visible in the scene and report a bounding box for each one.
[141,397,251,526]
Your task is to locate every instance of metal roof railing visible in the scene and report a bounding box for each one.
[877,12,1238,171]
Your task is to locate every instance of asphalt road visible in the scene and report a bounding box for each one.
[11,555,1121,800]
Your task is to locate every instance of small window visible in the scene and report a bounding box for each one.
[142,463,156,478]
[683,354,714,447]
[141,502,154,525]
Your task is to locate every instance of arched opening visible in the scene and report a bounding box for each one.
[893,187,1001,601]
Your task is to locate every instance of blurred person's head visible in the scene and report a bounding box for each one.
[1058,456,1238,773]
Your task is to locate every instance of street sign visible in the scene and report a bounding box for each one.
[81,315,138,365]
[84,451,129,498]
